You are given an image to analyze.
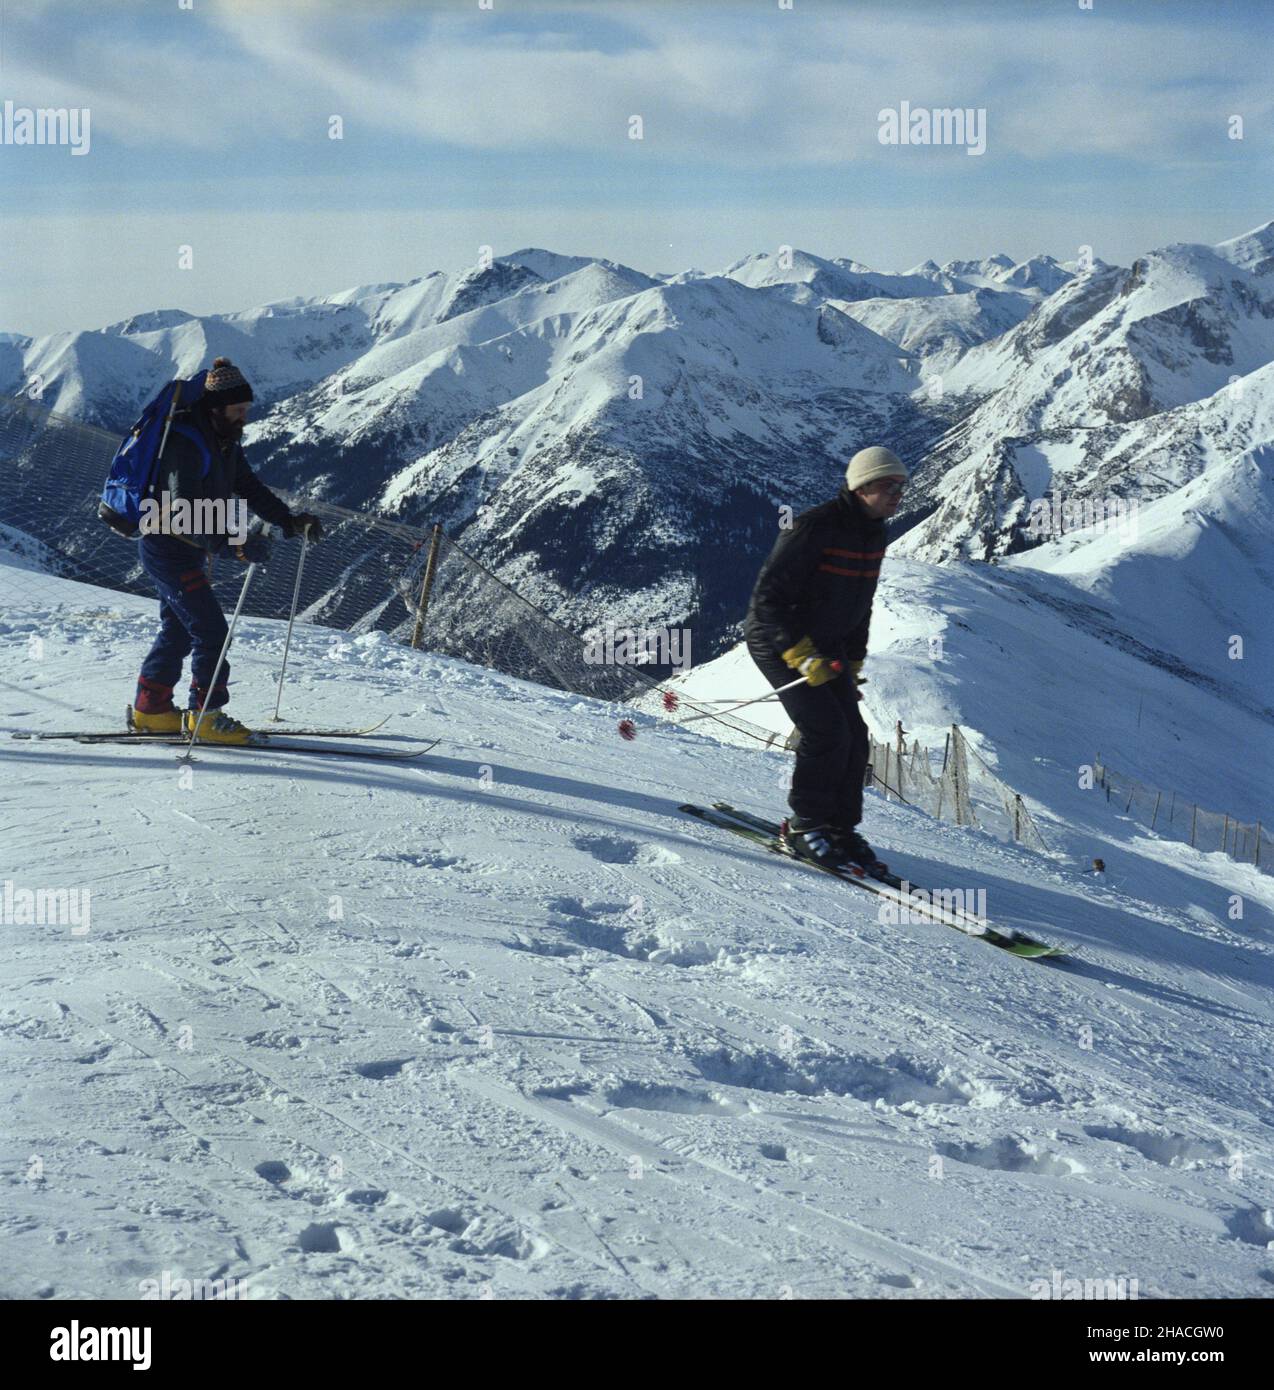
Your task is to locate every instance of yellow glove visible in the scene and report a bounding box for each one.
[781,636,840,687]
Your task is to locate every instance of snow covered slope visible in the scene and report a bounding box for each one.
[840,286,1037,376]
[2,253,658,430]
[724,247,956,302]
[725,247,1081,374]
[1005,445,1274,728]
[944,229,1274,413]
[938,252,1086,297]
[3,560,1272,1299]
[0,520,71,576]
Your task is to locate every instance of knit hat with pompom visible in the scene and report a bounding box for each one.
[202,357,253,408]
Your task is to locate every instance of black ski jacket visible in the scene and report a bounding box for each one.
[155,400,295,553]
[743,485,887,661]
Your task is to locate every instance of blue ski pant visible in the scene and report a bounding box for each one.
[137,536,231,710]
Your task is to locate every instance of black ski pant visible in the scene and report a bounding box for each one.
[748,638,869,828]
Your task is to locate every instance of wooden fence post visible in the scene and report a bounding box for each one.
[410,523,443,651]
[950,724,965,827]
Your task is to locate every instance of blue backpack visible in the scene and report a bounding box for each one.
[99,371,209,538]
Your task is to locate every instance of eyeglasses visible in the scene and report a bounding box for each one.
[871,479,906,497]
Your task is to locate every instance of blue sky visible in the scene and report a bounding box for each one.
[0,0,1270,335]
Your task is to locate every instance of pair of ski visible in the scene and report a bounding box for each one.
[681,802,1064,960]
[10,714,432,762]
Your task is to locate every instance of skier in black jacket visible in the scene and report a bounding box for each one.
[131,358,324,744]
[743,446,907,868]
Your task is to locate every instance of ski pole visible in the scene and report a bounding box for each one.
[618,664,839,740]
[660,691,787,711]
[675,666,838,723]
[269,527,309,722]
[181,560,257,758]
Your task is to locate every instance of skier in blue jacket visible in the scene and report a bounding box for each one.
[130,358,323,743]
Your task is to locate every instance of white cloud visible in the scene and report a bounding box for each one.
[2,0,1264,164]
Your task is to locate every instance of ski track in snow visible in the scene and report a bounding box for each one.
[2,573,1274,1299]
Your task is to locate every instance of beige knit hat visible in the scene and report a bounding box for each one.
[845,446,907,490]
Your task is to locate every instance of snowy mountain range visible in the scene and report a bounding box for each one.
[895,223,1274,561]
[3,221,1272,657]
[721,245,1083,376]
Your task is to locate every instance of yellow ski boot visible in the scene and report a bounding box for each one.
[127,703,183,734]
[183,709,253,745]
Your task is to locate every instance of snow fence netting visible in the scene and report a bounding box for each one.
[1093,758,1269,871]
